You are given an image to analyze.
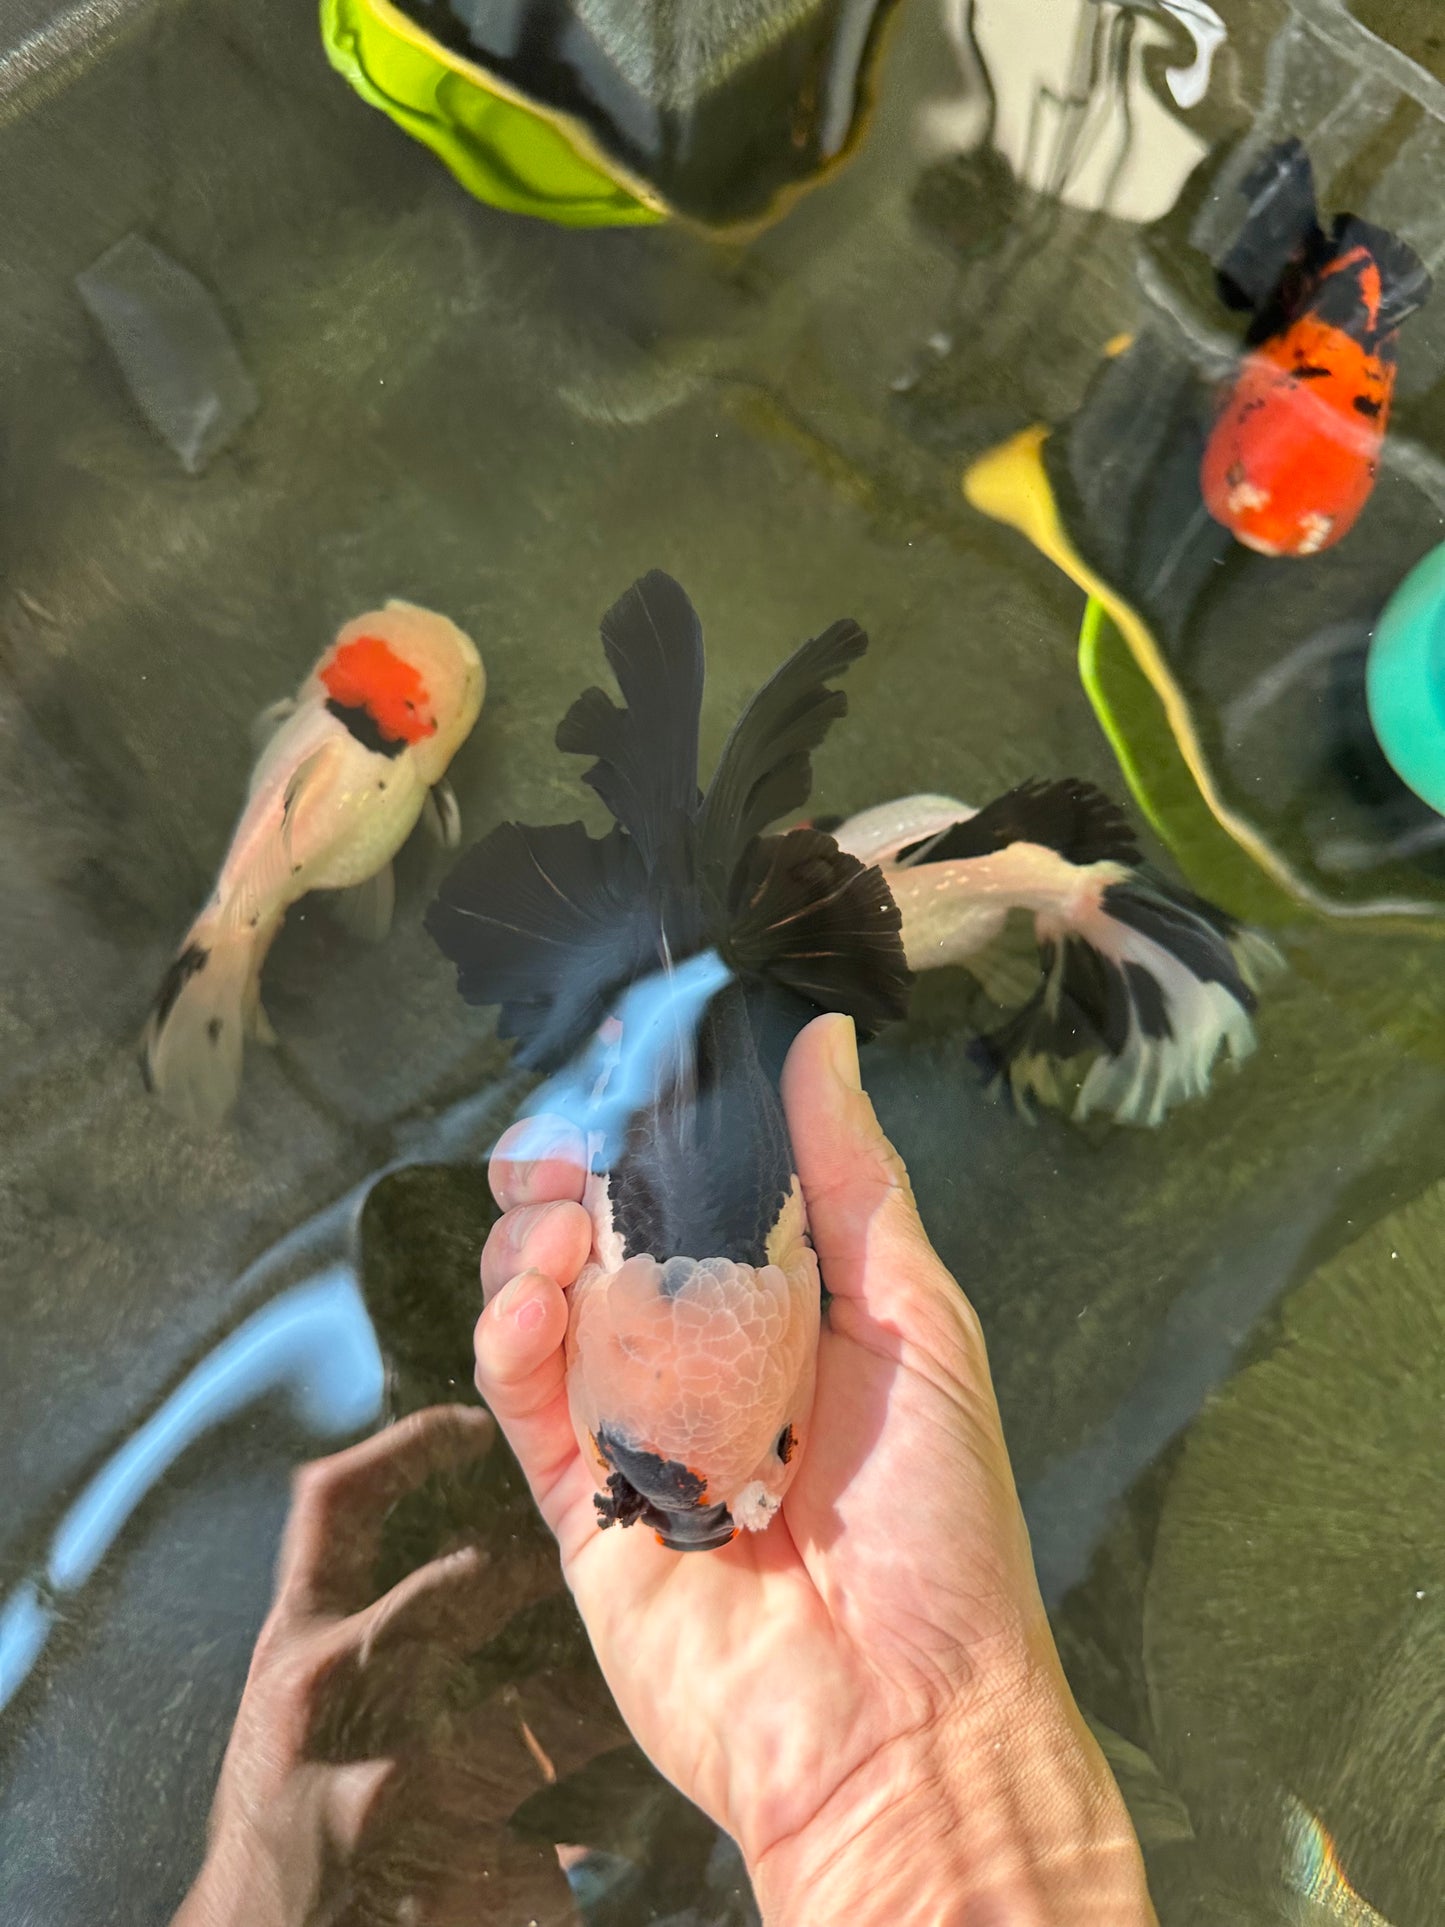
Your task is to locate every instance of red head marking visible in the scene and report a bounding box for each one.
[320,635,437,747]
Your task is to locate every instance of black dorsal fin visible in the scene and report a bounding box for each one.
[424,819,655,1070]
[555,571,705,868]
[697,618,868,887]
[896,777,1141,870]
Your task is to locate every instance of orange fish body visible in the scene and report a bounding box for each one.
[1202,252,1396,557]
[1200,141,1429,559]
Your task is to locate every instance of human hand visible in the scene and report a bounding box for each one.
[172,1405,614,1927]
[474,1014,1157,1926]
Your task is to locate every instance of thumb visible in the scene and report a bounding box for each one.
[780,1014,933,1305]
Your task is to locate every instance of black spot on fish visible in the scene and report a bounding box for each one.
[1353,393,1383,418]
[326,697,406,758]
[596,1427,708,1510]
[249,913,259,928]
[1290,363,1332,380]
[151,943,209,1031]
[206,1018,222,1044]
[777,1423,797,1464]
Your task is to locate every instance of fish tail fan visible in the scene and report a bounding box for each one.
[1214,136,1324,318]
[554,570,705,869]
[140,914,270,1127]
[425,818,656,1071]
[1332,216,1433,331]
[970,870,1282,1127]
[723,826,911,1038]
[685,613,909,1034]
[696,617,869,882]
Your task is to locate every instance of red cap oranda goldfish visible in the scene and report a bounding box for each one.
[1201,138,1431,559]
[826,778,1280,1127]
[426,571,910,1550]
[142,601,484,1126]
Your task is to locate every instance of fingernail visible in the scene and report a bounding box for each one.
[823,1014,862,1092]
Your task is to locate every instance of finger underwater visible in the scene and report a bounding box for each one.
[480,1199,592,1299]
[274,1405,495,1623]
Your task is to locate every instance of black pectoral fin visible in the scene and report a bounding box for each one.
[697,619,868,875]
[424,819,654,1069]
[725,827,911,1038]
[897,777,1141,869]
[554,571,704,864]
[1213,138,1326,320]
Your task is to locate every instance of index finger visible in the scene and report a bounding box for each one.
[273,1405,495,1624]
[489,1114,588,1211]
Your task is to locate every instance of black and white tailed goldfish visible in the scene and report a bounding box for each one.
[426,570,910,1551]
[143,603,484,1127]
[823,778,1279,1127]
[1201,137,1432,559]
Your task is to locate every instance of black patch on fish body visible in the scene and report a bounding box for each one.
[777,1424,797,1464]
[326,697,407,758]
[1353,393,1384,419]
[605,979,795,1268]
[593,1429,735,1549]
[895,776,1141,870]
[1290,363,1332,380]
[150,943,209,1032]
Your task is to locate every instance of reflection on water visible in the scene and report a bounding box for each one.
[0,1270,382,1715]
[3,0,1445,1920]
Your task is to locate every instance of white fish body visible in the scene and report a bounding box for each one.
[833,782,1281,1127]
[143,601,484,1126]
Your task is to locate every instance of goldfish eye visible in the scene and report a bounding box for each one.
[776,1423,797,1465]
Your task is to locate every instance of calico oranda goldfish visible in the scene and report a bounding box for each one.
[1201,137,1431,559]
[142,602,484,1127]
[824,777,1280,1127]
[426,570,910,1551]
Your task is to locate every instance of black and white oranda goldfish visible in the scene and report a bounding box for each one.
[143,601,484,1127]
[426,570,910,1551]
[826,778,1279,1126]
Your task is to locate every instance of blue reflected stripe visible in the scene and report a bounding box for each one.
[1,1270,383,1715]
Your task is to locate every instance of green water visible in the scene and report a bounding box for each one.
[2,0,1443,1920]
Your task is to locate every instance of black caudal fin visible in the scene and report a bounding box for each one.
[895,777,1141,869]
[695,617,909,1032]
[428,573,911,1067]
[424,819,656,1070]
[697,618,868,884]
[1329,215,1433,333]
[725,827,911,1038]
[1214,137,1326,322]
[556,570,704,870]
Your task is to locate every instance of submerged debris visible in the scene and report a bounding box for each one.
[76,232,258,474]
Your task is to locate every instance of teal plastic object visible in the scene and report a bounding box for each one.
[1366,541,1445,817]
